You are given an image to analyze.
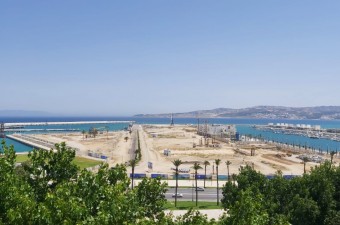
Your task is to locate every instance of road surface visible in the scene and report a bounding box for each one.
[166,187,223,202]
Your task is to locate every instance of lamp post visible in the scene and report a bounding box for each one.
[213,162,215,175]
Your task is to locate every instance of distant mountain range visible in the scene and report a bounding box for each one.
[135,106,340,120]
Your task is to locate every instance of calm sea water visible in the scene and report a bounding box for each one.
[1,117,340,153]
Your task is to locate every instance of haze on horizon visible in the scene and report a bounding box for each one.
[1,1,340,116]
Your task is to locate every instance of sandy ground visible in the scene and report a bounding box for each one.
[30,124,340,176]
[33,130,132,164]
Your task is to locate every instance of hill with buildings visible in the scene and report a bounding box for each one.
[135,106,340,120]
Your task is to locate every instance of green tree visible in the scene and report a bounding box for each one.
[203,160,210,188]
[1,140,175,224]
[220,189,271,225]
[135,177,167,219]
[215,159,221,206]
[287,195,320,225]
[303,156,308,174]
[192,162,203,206]
[0,141,37,224]
[22,142,79,202]
[105,126,109,140]
[172,159,182,207]
[81,130,86,140]
[174,209,215,225]
[330,151,336,165]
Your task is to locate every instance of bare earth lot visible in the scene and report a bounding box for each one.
[31,124,339,176]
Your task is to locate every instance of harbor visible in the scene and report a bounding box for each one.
[253,123,340,142]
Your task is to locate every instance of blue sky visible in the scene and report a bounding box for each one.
[1,1,340,116]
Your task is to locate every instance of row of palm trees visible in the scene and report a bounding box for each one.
[172,159,233,207]
[128,158,233,206]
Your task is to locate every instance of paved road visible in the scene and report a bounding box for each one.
[166,187,223,202]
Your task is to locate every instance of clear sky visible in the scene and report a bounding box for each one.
[1,1,340,116]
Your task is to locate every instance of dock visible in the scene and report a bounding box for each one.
[254,123,340,142]
[6,134,54,151]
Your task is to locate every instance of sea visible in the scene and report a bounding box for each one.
[1,117,340,153]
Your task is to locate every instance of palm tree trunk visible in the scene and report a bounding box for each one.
[195,170,198,206]
[216,166,219,206]
[227,165,230,181]
[204,165,207,188]
[132,166,135,189]
[175,169,178,207]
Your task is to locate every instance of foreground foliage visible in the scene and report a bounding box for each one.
[1,141,219,225]
[221,163,340,225]
[2,140,339,225]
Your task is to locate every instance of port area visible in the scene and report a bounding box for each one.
[254,123,340,142]
[4,124,339,177]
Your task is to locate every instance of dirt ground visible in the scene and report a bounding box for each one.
[32,124,339,176]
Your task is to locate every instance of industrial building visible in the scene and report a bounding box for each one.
[197,123,237,140]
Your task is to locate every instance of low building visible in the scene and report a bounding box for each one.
[198,124,236,139]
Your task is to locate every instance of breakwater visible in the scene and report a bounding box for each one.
[4,121,134,127]
[6,134,52,151]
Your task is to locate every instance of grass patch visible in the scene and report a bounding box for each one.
[15,154,101,169]
[16,154,29,163]
[164,201,223,210]
[73,157,102,169]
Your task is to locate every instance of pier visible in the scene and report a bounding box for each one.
[4,120,134,127]
[6,134,54,151]
[5,128,80,132]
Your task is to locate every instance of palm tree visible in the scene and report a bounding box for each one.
[203,160,210,188]
[172,159,182,207]
[303,156,308,174]
[226,161,232,181]
[192,162,202,206]
[105,126,109,140]
[81,130,86,140]
[215,159,221,206]
[129,159,138,189]
[93,128,98,138]
[330,151,336,165]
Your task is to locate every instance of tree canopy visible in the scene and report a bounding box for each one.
[221,163,340,225]
[1,140,339,225]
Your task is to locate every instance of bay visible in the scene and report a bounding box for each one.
[1,117,340,153]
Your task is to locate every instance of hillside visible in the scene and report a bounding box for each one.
[134,106,340,120]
